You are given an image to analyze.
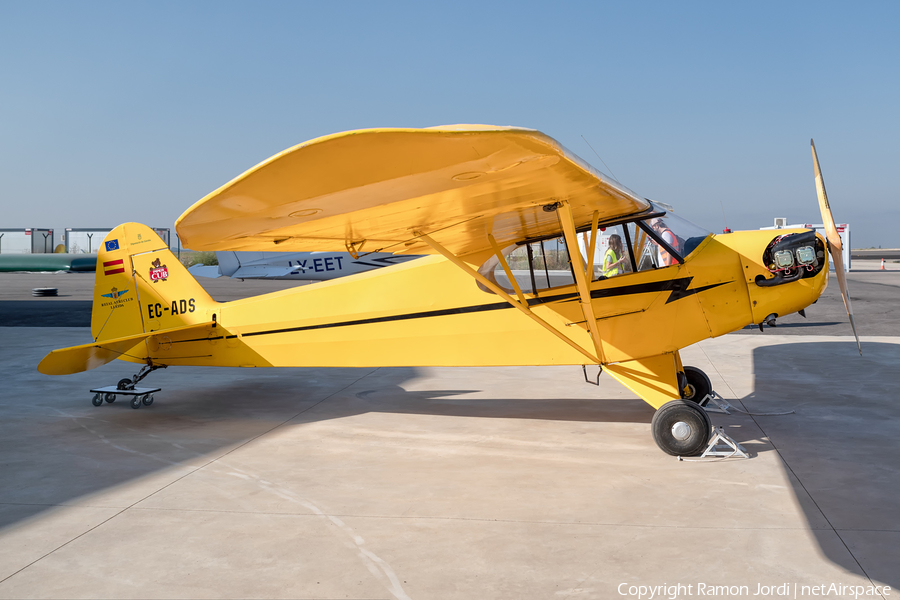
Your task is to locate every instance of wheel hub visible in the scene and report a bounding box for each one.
[671,421,692,441]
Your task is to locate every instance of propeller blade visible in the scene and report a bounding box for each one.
[811,139,861,355]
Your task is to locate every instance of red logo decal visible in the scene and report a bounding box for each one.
[149,258,169,282]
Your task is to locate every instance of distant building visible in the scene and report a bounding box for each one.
[0,228,54,253]
[64,228,170,253]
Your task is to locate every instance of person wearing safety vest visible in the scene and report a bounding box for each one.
[651,219,680,267]
[603,234,627,277]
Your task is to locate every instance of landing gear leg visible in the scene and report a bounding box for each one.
[651,400,712,456]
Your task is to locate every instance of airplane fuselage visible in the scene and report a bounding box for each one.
[103,224,827,408]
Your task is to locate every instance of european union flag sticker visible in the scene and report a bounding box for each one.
[105,239,120,252]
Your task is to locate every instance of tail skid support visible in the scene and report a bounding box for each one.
[118,362,168,391]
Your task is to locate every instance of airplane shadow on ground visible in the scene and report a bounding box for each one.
[3,342,897,589]
[0,364,654,535]
[741,340,900,589]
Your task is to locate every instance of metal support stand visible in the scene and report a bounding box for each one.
[89,386,161,410]
[698,391,733,414]
[699,391,795,417]
[699,426,749,459]
[87,362,167,409]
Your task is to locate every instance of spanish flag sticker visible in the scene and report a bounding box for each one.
[103,259,125,276]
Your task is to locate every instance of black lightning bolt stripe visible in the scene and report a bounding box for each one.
[586,277,732,305]
[169,278,732,344]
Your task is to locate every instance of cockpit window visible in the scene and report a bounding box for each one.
[576,224,634,280]
[477,202,711,294]
[627,222,670,271]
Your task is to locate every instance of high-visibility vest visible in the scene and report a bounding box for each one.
[603,247,620,276]
[658,228,679,266]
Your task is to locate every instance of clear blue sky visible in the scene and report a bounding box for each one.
[2,1,898,247]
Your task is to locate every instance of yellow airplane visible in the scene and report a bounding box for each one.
[37,126,857,456]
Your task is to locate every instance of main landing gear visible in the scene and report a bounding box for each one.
[651,366,714,456]
[681,366,712,405]
[88,363,166,410]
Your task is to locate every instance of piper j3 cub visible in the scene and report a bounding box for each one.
[38,126,858,456]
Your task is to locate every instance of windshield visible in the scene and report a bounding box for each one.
[642,202,711,261]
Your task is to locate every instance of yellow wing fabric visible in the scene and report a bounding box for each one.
[176,126,651,257]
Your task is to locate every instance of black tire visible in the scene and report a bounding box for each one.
[651,399,712,456]
[681,366,712,404]
[117,378,133,390]
[104,393,116,403]
[91,393,103,407]
[131,396,142,409]
[141,394,154,406]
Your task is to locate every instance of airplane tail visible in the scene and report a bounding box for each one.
[90,223,219,343]
[38,223,222,376]
[216,251,241,277]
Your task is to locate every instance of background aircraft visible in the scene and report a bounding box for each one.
[188,250,422,280]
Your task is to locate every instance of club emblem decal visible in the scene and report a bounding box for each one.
[100,287,129,300]
[150,258,169,282]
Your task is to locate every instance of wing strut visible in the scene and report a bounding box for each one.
[488,234,529,306]
[558,202,607,364]
[416,232,600,364]
[585,210,600,278]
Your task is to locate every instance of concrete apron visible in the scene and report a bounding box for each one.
[0,328,896,599]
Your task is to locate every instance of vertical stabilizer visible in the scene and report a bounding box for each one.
[92,224,218,342]
[216,251,242,277]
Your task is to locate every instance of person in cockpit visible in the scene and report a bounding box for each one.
[603,234,627,277]
[651,218,680,267]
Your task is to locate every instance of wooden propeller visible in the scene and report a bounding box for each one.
[811,139,861,355]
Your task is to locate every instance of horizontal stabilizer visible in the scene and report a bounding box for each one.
[187,264,223,278]
[38,321,219,375]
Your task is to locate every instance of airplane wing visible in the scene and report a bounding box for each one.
[175,126,652,257]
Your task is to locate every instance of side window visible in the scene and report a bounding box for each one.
[627,222,677,272]
[577,224,633,280]
[490,237,575,294]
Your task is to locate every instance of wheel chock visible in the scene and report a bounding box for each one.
[700,426,749,459]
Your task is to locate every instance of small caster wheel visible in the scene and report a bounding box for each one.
[141,394,154,406]
[104,393,116,403]
[131,396,142,409]
[117,378,133,390]
[651,399,712,456]
[681,366,712,404]
[92,393,102,407]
